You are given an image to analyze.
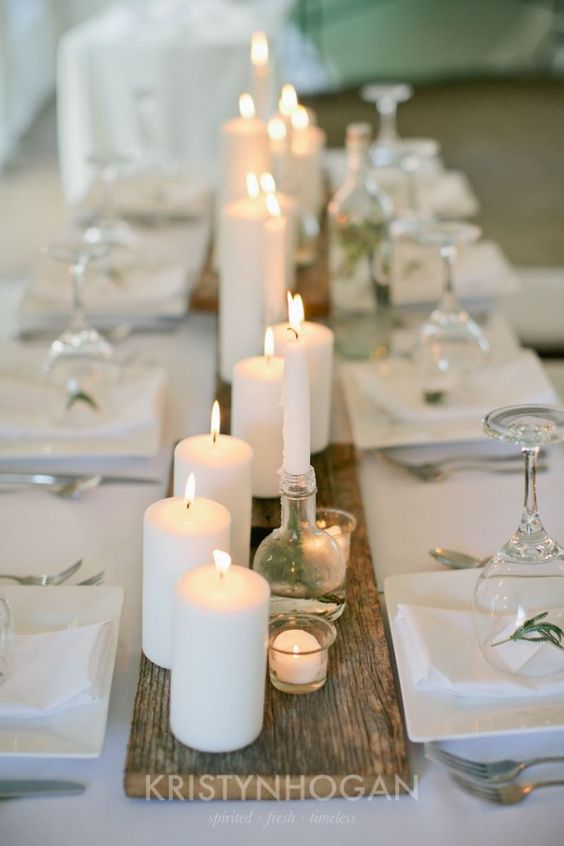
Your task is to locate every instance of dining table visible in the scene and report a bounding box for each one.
[0,273,563,845]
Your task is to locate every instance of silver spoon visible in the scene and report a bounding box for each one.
[430,547,489,569]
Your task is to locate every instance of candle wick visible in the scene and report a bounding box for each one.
[287,327,299,340]
[212,431,217,445]
[186,501,191,511]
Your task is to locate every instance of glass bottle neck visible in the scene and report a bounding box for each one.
[280,467,317,527]
[344,144,370,188]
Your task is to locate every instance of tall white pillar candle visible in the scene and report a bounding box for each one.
[260,171,297,290]
[142,476,231,669]
[219,94,270,208]
[291,106,326,217]
[268,116,292,194]
[232,327,284,498]
[171,551,270,753]
[281,298,311,474]
[250,31,272,122]
[273,294,334,454]
[174,403,253,566]
[219,177,288,380]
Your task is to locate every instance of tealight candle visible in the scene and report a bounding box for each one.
[273,293,334,454]
[232,327,284,498]
[174,403,253,566]
[170,550,270,752]
[219,93,270,208]
[142,474,231,669]
[268,615,336,694]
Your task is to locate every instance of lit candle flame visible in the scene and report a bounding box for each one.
[288,292,302,336]
[265,193,281,217]
[292,644,300,655]
[210,400,220,444]
[279,84,298,116]
[264,326,274,362]
[260,171,276,194]
[250,31,268,66]
[246,172,260,199]
[268,116,287,142]
[291,105,309,131]
[239,93,256,119]
[213,549,232,578]
[184,473,196,509]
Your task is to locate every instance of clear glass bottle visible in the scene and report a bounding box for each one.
[253,467,346,621]
[328,122,394,360]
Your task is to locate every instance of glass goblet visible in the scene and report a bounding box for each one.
[85,153,138,248]
[360,82,413,149]
[371,138,441,225]
[473,405,564,677]
[403,220,490,402]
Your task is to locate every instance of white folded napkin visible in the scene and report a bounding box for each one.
[396,603,564,697]
[0,360,166,440]
[393,241,517,306]
[0,620,113,718]
[354,351,556,425]
[114,174,211,220]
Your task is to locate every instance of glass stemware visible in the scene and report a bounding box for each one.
[85,153,138,248]
[473,405,564,677]
[371,138,440,225]
[360,82,413,149]
[129,87,178,204]
[44,236,118,423]
[401,220,490,401]
[0,595,14,686]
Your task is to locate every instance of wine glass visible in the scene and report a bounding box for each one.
[0,595,14,686]
[360,82,413,149]
[129,87,178,205]
[371,138,440,225]
[85,153,138,248]
[43,235,119,423]
[473,405,564,678]
[400,220,490,401]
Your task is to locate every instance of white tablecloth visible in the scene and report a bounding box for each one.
[0,280,563,844]
[57,1,288,204]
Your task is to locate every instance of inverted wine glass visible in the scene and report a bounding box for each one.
[360,82,413,149]
[402,220,490,400]
[473,405,564,677]
[43,235,118,423]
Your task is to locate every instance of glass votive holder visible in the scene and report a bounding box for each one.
[268,614,337,695]
[316,508,358,567]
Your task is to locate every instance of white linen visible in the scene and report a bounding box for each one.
[0,620,113,719]
[396,603,564,698]
[393,240,518,306]
[352,350,556,425]
[57,2,287,204]
[0,354,166,442]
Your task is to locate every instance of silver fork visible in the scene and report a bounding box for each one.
[375,452,547,482]
[0,559,83,586]
[76,571,105,586]
[451,772,564,804]
[426,744,564,782]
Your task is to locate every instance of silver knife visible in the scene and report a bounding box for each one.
[0,780,86,799]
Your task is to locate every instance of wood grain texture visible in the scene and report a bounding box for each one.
[124,441,410,800]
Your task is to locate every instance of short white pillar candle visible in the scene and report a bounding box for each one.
[142,474,231,669]
[174,403,253,566]
[170,551,270,753]
[232,327,284,498]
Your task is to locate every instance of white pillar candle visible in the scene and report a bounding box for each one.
[232,327,284,498]
[219,175,288,381]
[174,403,253,566]
[268,116,293,194]
[274,294,334,454]
[270,629,322,685]
[291,106,326,217]
[281,297,311,475]
[219,93,270,208]
[250,31,272,122]
[142,474,231,669]
[171,551,270,753]
[260,170,297,290]
[277,83,298,146]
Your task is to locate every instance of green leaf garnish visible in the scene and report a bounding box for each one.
[66,390,99,412]
[491,611,564,650]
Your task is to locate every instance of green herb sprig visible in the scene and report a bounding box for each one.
[66,390,99,413]
[491,612,564,650]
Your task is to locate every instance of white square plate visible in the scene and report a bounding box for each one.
[0,585,124,757]
[384,569,564,742]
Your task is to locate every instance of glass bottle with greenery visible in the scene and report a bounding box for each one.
[328,122,394,359]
